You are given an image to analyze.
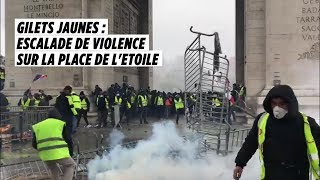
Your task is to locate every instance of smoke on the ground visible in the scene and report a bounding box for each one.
[108,129,125,147]
[87,121,259,180]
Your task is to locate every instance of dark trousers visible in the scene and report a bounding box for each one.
[61,114,74,156]
[264,165,309,180]
[97,110,108,127]
[139,107,147,123]
[62,114,73,135]
[227,105,236,124]
[0,80,4,91]
[77,109,89,126]
[120,108,131,125]
[176,108,184,124]
[119,107,124,122]
[165,106,171,118]
[157,105,164,119]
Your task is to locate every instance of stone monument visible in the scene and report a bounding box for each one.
[4,0,153,104]
[243,0,319,120]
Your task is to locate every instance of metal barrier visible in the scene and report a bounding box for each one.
[184,26,234,155]
[0,159,51,180]
[0,106,54,161]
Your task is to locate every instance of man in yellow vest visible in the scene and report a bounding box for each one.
[32,108,75,180]
[113,93,123,127]
[121,97,132,126]
[33,93,41,107]
[19,89,32,110]
[155,91,164,119]
[212,92,222,121]
[174,94,184,125]
[138,90,148,124]
[39,89,47,100]
[70,90,81,133]
[234,85,319,180]
[78,91,91,128]
[130,90,137,118]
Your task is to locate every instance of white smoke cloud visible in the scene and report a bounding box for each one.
[87,121,259,180]
[108,129,125,147]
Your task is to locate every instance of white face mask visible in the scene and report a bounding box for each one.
[273,106,288,119]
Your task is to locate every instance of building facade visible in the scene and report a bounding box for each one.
[236,0,319,120]
[4,0,152,98]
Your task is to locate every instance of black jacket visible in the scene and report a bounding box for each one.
[235,85,320,178]
[55,92,73,117]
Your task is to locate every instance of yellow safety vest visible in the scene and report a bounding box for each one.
[174,98,184,110]
[71,92,81,110]
[21,98,31,110]
[0,71,5,80]
[258,113,319,180]
[34,99,40,107]
[32,118,70,161]
[105,98,109,109]
[127,102,132,109]
[131,95,136,104]
[115,96,122,105]
[66,96,77,115]
[138,95,148,107]
[157,96,164,106]
[213,98,221,107]
[81,99,87,110]
[240,86,245,96]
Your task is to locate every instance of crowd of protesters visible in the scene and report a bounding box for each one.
[91,83,186,128]
[1,81,246,136]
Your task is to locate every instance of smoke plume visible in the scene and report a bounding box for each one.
[87,121,259,180]
[108,129,125,147]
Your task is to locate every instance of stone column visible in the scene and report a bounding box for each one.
[244,0,267,121]
[257,0,320,119]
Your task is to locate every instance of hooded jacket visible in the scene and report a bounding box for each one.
[235,85,320,172]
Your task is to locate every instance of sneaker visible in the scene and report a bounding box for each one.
[95,124,99,128]
[87,124,92,128]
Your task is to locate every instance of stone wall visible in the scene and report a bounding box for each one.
[244,0,320,120]
[244,0,266,113]
[4,0,152,97]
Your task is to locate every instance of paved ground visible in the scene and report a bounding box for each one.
[1,112,250,164]
[1,114,188,162]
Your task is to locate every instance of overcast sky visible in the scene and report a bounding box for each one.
[153,0,235,90]
[153,0,235,59]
